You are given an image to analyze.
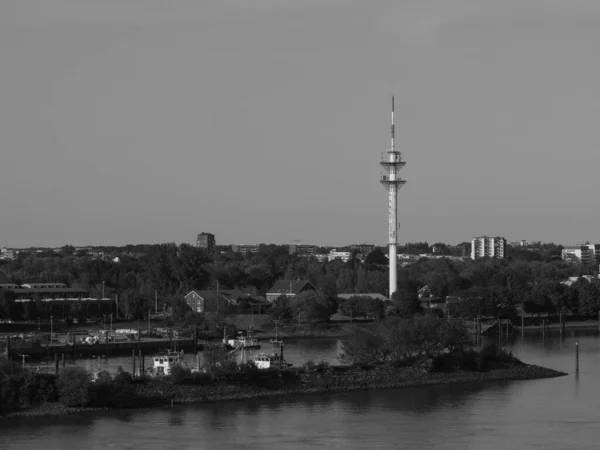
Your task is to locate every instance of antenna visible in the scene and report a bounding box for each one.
[391,95,395,151]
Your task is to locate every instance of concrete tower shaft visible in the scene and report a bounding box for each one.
[380,96,406,299]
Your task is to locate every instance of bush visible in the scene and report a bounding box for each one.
[114,367,133,386]
[57,367,90,407]
[461,349,484,372]
[0,359,24,376]
[19,372,59,405]
[0,372,22,411]
[480,343,514,363]
[169,366,191,385]
[431,352,463,373]
[188,371,214,386]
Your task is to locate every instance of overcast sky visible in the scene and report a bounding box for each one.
[1,0,599,248]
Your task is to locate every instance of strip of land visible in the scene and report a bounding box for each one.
[1,363,567,419]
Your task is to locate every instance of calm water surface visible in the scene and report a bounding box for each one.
[2,330,600,450]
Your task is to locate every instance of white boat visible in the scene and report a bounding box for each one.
[147,350,184,376]
[253,352,291,370]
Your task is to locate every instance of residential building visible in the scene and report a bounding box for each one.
[349,243,375,254]
[0,248,15,260]
[197,233,216,254]
[289,244,317,258]
[266,280,317,302]
[183,289,247,313]
[561,244,596,265]
[231,244,259,254]
[470,236,506,259]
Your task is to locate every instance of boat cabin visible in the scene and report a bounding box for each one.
[150,350,184,376]
[253,352,288,370]
[226,335,261,350]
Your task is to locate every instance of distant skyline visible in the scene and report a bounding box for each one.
[3,1,600,248]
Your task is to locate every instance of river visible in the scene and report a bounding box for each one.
[1,329,598,449]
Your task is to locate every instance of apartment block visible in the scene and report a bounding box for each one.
[196,233,216,254]
[562,244,597,265]
[471,236,506,259]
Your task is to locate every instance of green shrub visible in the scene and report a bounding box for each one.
[461,349,484,371]
[57,367,90,407]
[431,352,463,373]
[0,372,22,411]
[19,372,59,405]
[187,371,214,386]
[0,360,24,376]
[113,368,133,386]
[480,343,514,363]
[169,366,191,385]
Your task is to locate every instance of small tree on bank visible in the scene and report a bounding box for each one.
[57,367,90,407]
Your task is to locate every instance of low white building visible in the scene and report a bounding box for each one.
[329,249,351,262]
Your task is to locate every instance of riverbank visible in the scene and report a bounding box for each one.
[0,362,566,419]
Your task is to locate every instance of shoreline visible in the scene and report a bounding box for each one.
[1,364,567,420]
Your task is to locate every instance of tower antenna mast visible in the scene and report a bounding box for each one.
[380,96,406,299]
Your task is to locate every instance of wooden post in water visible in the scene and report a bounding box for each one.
[576,341,579,373]
[132,349,136,376]
[542,319,545,339]
[280,342,284,370]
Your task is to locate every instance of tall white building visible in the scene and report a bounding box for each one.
[471,236,506,259]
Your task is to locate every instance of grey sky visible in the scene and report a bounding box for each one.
[2,0,599,248]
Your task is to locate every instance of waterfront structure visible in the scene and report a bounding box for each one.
[337,293,388,301]
[380,96,406,299]
[0,284,90,301]
[266,280,317,302]
[470,236,506,259]
[196,232,216,254]
[561,244,596,265]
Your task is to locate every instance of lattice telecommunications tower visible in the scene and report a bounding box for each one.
[380,96,406,299]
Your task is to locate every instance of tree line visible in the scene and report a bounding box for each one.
[0,241,598,323]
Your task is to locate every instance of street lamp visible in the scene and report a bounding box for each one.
[18,354,27,368]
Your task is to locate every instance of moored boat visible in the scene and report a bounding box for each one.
[146,350,184,376]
